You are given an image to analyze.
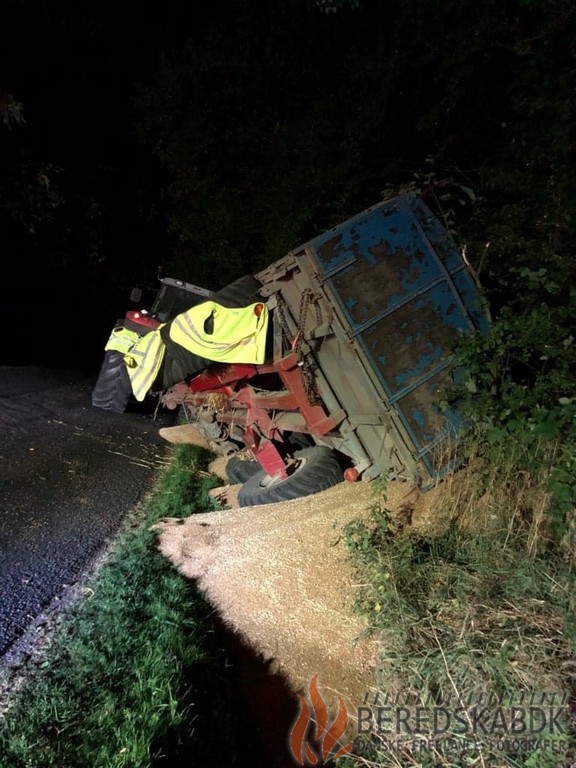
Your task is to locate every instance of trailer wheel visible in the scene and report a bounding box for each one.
[237,446,343,507]
[225,455,261,484]
[91,350,133,413]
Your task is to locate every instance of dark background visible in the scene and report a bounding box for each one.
[1,0,574,369]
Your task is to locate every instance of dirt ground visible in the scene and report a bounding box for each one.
[153,457,447,738]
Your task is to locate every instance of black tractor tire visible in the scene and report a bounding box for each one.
[91,350,133,413]
[161,274,263,389]
[225,455,262,484]
[211,274,262,309]
[237,446,343,507]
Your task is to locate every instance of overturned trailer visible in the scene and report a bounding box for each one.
[112,192,488,506]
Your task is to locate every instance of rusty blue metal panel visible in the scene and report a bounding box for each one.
[308,193,488,479]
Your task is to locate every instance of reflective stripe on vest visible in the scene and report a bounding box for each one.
[124,329,166,402]
[105,326,141,355]
[169,301,269,364]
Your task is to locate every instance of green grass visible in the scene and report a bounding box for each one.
[340,463,576,768]
[0,445,268,768]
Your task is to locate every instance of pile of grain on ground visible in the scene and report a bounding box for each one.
[153,474,445,725]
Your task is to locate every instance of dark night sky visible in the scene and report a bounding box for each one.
[0,2,215,368]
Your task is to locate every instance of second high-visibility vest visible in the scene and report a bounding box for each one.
[124,329,166,402]
[168,301,269,364]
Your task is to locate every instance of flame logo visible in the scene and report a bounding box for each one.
[289,674,353,765]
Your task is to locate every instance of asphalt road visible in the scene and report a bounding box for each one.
[0,366,173,658]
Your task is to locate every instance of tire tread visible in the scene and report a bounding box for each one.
[237,446,342,507]
[91,350,133,413]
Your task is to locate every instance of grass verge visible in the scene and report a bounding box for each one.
[0,444,269,768]
[339,451,576,768]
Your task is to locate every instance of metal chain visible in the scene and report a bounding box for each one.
[294,288,322,405]
[277,288,322,406]
[296,288,312,340]
[301,357,322,405]
[275,293,293,344]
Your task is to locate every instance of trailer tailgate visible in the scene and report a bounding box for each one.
[302,193,488,481]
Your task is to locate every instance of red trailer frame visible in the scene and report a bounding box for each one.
[160,346,340,481]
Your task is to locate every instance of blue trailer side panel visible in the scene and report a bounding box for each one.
[307,193,488,479]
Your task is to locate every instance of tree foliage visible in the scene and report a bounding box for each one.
[135,0,574,286]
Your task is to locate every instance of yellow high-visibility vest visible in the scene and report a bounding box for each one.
[104,326,141,355]
[124,329,166,402]
[169,301,269,364]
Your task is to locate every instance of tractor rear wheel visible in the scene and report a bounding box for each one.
[161,274,264,388]
[91,350,133,413]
